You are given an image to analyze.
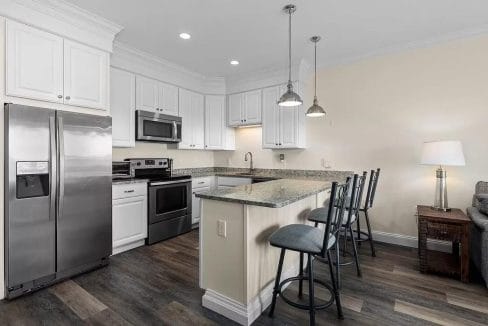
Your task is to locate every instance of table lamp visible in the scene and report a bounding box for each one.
[420,140,465,211]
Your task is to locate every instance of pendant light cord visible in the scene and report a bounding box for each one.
[314,40,317,98]
[288,8,292,83]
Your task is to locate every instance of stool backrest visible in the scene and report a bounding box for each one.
[321,177,351,257]
[345,172,367,225]
[364,168,380,209]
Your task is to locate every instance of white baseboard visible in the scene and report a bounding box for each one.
[112,239,145,255]
[372,230,451,253]
[202,263,300,326]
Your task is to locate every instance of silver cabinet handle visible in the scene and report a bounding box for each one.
[57,95,63,99]
[198,181,205,184]
[124,190,135,193]
[65,96,71,100]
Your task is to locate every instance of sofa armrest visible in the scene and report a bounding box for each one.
[467,207,488,231]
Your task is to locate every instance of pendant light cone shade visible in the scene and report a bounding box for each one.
[306,36,326,117]
[278,4,302,107]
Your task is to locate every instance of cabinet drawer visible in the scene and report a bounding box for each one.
[113,182,147,199]
[426,221,462,241]
[192,177,213,189]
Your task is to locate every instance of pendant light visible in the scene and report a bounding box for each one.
[306,36,326,117]
[278,4,303,107]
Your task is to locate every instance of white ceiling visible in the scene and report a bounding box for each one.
[66,0,488,78]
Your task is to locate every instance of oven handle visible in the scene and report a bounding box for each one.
[150,179,191,186]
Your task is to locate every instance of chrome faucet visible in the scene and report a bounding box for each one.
[244,152,254,173]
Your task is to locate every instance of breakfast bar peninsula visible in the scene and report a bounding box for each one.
[196,178,333,325]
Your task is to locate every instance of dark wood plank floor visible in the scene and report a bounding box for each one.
[1,230,487,325]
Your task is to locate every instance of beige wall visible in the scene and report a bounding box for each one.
[216,35,488,237]
[113,142,215,168]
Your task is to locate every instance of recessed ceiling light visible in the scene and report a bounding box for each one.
[179,33,191,40]
[230,60,239,65]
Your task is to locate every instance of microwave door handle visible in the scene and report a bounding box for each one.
[173,121,177,140]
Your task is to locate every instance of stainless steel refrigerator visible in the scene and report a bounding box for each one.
[5,104,112,298]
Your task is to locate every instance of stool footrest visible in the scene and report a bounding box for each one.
[277,276,335,311]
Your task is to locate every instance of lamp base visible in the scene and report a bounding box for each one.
[430,206,451,212]
[433,167,449,211]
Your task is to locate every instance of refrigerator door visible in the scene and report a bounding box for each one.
[5,104,56,287]
[56,111,112,272]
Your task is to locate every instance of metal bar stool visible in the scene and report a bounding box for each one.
[306,173,366,289]
[355,168,380,257]
[268,179,351,325]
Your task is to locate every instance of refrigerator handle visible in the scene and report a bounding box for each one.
[57,116,65,219]
[49,115,57,220]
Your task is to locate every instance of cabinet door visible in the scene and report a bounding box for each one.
[63,40,109,110]
[262,86,280,148]
[136,76,159,112]
[243,89,262,124]
[6,20,63,103]
[205,95,225,150]
[192,186,211,224]
[178,89,193,149]
[112,195,148,249]
[192,93,205,149]
[228,93,243,126]
[111,67,135,147]
[159,82,179,116]
[280,107,299,148]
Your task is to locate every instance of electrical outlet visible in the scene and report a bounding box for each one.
[217,220,227,238]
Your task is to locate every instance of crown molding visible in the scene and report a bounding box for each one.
[112,41,226,94]
[0,0,123,52]
[320,25,488,70]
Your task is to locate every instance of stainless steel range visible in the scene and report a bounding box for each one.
[126,158,192,244]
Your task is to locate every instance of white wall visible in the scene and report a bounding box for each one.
[113,142,215,168]
[216,34,488,237]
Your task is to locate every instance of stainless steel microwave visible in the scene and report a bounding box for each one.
[136,110,182,143]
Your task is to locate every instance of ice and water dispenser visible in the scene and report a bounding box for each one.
[16,161,50,199]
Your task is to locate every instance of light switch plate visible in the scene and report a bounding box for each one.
[217,220,227,238]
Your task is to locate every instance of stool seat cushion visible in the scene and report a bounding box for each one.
[307,207,357,225]
[269,224,336,254]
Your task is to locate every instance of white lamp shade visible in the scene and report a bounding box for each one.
[420,140,465,166]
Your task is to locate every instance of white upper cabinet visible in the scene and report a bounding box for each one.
[63,40,109,110]
[6,20,110,111]
[6,20,64,103]
[262,83,305,149]
[136,77,179,116]
[192,93,205,149]
[227,90,262,127]
[111,67,135,148]
[262,86,280,148]
[178,89,204,149]
[135,76,159,112]
[159,82,179,116]
[205,95,235,150]
[205,95,224,149]
[243,90,262,124]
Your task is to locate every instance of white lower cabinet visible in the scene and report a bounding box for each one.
[112,183,148,255]
[191,177,214,225]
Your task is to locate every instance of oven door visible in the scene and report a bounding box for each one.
[148,180,191,224]
[136,112,181,142]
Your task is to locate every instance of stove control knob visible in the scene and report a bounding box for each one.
[136,162,141,166]
[159,162,163,165]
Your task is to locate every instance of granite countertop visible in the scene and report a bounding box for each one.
[195,179,332,208]
[112,178,149,185]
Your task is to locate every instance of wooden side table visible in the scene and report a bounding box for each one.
[417,205,471,282]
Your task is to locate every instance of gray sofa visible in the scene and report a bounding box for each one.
[467,181,488,287]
